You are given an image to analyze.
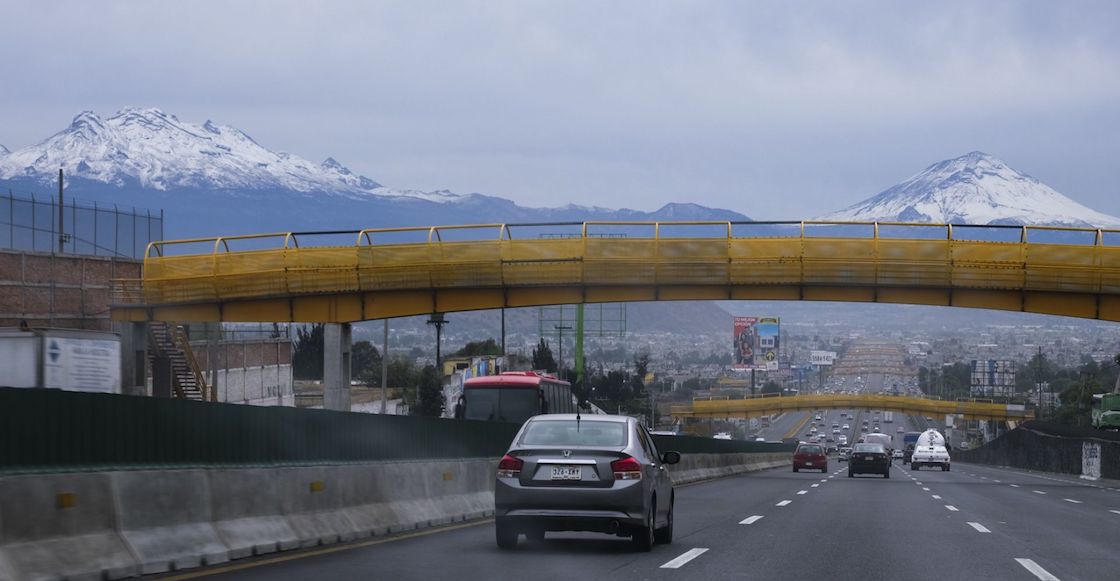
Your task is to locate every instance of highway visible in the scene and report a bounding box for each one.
[160,456,1120,581]
[150,376,1115,581]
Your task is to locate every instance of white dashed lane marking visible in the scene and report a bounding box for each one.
[931,495,941,500]
[922,487,930,491]
[797,490,808,495]
[776,500,792,507]
[1110,510,1120,516]
[739,515,763,525]
[945,505,959,512]
[1010,484,1021,488]
[1034,490,1047,495]
[1063,498,1083,504]
[811,484,820,488]
[660,548,709,569]
[1015,558,1061,581]
[968,522,991,533]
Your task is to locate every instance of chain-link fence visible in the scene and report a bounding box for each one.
[0,189,163,258]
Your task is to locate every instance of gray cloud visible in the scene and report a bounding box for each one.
[1,0,1117,218]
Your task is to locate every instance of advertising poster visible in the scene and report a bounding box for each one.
[733,316,757,370]
[754,317,780,367]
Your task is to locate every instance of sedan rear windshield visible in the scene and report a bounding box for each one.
[521,420,628,447]
[796,445,822,455]
[853,444,884,453]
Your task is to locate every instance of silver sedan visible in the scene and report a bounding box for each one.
[494,414,680,551]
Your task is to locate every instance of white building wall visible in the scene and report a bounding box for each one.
[216,363,294,406]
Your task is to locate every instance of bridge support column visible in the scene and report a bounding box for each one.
[323,323,352,411]
[115,321,149,396]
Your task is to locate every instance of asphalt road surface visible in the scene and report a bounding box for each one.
[157,455,1119,581]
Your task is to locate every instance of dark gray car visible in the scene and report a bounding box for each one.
[494,414,681,551]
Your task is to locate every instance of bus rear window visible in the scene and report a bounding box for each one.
[521,420,627,447]
[463,387,539,423]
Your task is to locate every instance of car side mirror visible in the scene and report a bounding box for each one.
[661,451,681,465]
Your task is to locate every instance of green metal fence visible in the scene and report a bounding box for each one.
[0,388,792,474]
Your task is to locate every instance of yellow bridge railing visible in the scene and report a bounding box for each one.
[671,393,1036,422]
[110,221,1120,323]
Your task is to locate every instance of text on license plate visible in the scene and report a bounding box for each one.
[804,462,813,466]
[550,466,582,480]
[864,456,874,461]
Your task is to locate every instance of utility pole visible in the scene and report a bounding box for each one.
[1036,345,1044,417]
[380,318,389,414]
[554,324,572,372]
[57,169,65,254]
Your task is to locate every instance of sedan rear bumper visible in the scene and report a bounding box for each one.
[494,477,647,532]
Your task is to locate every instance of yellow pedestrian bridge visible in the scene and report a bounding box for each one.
[110,221,1120,323]
[670,393,1035,422]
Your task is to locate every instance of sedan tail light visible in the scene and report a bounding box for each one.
[497,454,523,478]
[611,456,643,480]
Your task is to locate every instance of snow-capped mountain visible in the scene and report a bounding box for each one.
[0,108,747,237]
[0,108,393,197]
[822,151,1120,227]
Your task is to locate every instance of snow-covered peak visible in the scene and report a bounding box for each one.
[0,107,388,195]
[822,152,1120,227]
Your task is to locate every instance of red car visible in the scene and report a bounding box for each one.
[792,443,828,473]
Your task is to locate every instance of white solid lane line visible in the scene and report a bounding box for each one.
[1015,558,1061,581]
[967,522,991,533]
[1034,490,1047,495]
[797,490,808,495]
[739,515,764,525]
[1063,498,1083,504]
[776,500,792,506]
[660,548,709,569]
[945,505,959,511]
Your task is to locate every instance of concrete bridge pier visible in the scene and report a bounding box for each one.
[323,323,352,411]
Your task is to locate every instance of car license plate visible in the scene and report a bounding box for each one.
[550,466,582,480]
[864,456,874,461]
[804,462,813,466]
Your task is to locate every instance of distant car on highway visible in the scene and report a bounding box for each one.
[494,414,680,551]
[837,447,852,462]
[848,443,891,478]
[842,424,850,430]
[793,443,828,473]
[897,426,905,433]
[892,449,904,459]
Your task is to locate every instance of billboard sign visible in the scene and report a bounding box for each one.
[754,317,780,367]
[733,316,757,370]
[810,350,837,366]
[970,359,1016,397]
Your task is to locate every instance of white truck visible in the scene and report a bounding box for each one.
[910,429,951,471]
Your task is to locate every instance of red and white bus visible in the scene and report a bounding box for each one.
[458,371,576,424]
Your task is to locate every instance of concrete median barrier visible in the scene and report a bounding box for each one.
[668,452,791,484]
[0,472,139,581]
[0,451,789,580]
[208,468,299,559]
[113,470,229,575]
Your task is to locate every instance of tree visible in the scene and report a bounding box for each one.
[351,340,382,384]
[416,364,444,417]
[760,380,782,395]
[453,338,502,357]
[532,339,557,372]
[292,324,325,380]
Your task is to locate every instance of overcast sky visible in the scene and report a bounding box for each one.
[1,1,1117,219]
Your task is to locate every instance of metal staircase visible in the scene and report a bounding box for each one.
[149,322,213,401]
